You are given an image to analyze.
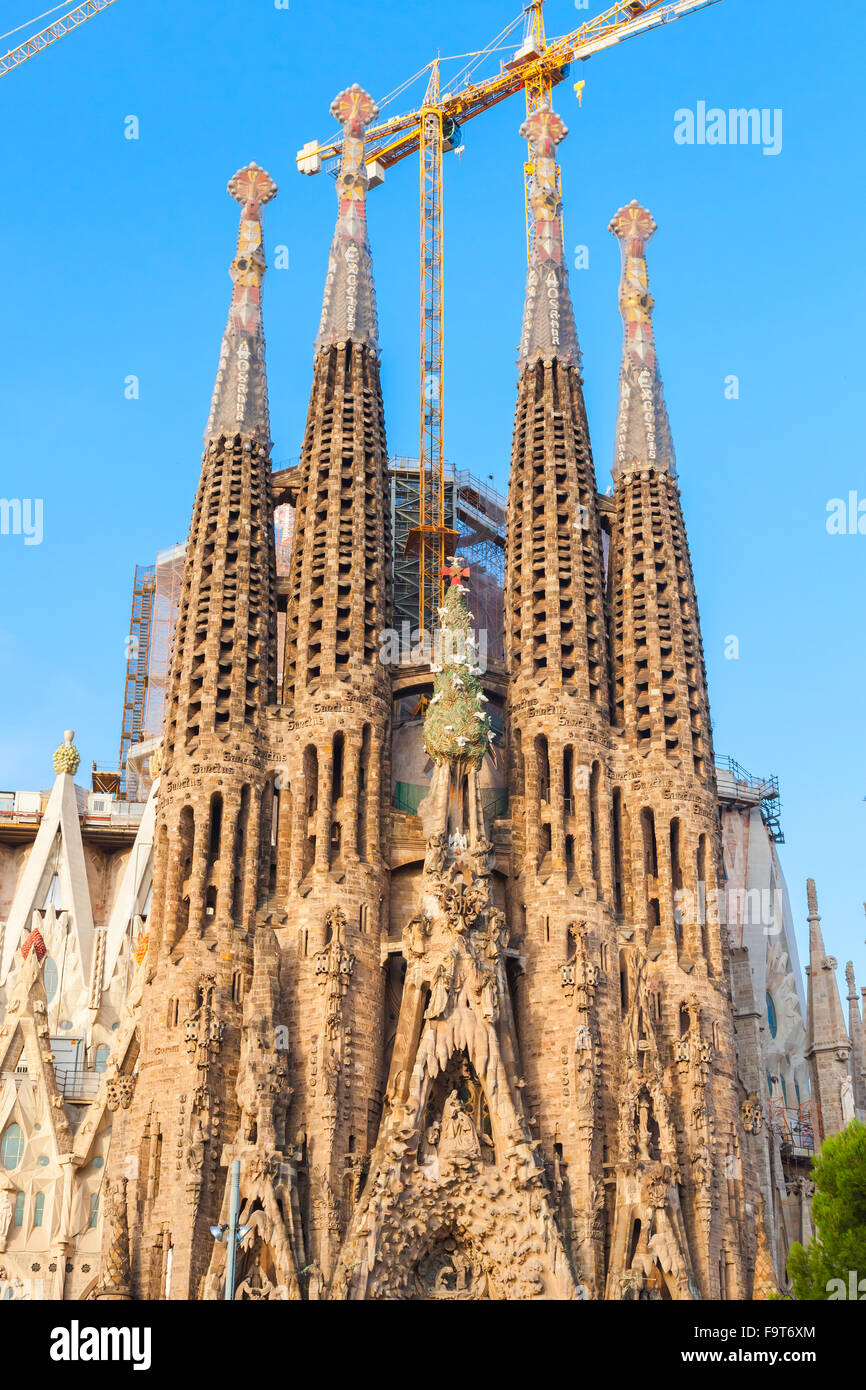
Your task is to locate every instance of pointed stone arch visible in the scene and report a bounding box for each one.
[1,771,95,985]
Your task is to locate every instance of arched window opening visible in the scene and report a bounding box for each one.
[640,808,658,880]
[357,724,372,861]
[611,787,625,918]
[332,732,345,804]
[535,735,550,803]
[590,761,603,895]
[207,793,223,864]
[1,1123,25,1170]
[43,957,59,1003]
[42,873,62,912]
[231,784,251,923]
[565,834,575,875]
[563,746,574,816]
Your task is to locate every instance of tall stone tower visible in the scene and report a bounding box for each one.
[503,106,616,1295]
[104,163,279,1299]
[603,198,763,1300]
[272,84,393,1285]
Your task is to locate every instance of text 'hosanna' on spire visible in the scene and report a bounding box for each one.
[609,199,676,479]
[315,83,380,354]
[518,104,581,370]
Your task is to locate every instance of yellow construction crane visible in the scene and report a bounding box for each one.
[298,0,722,643]
[0,1,119,77]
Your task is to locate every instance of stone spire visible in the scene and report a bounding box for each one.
[205,162,277,444]
[606,203,713,789]
[282,83,390,711]
[845,961,866,1115]
[315,84,380,353]
[518,107,580,367]
[609,200,675,479]
[505,99,607,703]
[273,84,393,1285]
[103,165,281,1300]
[804,879,851,1138]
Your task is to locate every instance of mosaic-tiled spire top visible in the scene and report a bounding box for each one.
[518,106,580,369]
[609,200,676,479]
[315,83,380,353]
[205,162,277,444]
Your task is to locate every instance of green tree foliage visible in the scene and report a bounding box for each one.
[787,1120,866,1299]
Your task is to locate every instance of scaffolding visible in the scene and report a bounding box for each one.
[116,564,156,796]
[715,754,784,844]
[390,458,505,662]
[767,1097,820,1154]
[106,545,187,803]
[142,545,186,744]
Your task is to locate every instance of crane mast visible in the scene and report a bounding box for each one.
[0,1,120,77]
[415,61,454,647]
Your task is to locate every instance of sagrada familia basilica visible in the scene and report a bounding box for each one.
[0,86,863,1301]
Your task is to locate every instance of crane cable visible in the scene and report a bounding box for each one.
[0,2,83,47]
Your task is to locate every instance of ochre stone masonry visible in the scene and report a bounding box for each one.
[99,99,788,1300]
[3,91,857,1303]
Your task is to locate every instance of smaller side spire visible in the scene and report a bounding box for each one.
[804,878,851,1136]
[609,200,675,479]
[518,106,580,368]
[845,961,866,1114]
[315,84,380,353]
[205,162,278,444]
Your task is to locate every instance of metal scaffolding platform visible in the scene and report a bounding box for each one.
[390,457,505,662]
[117,564,156,797]
[142,545,186,746]
[715,754,784,844]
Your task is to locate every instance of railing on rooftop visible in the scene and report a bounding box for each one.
[715,754,784,844]
[54,1069,103,1102]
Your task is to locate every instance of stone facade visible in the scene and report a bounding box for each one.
[0,91,862,1302]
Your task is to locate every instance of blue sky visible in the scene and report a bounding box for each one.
[0,0,863,982]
